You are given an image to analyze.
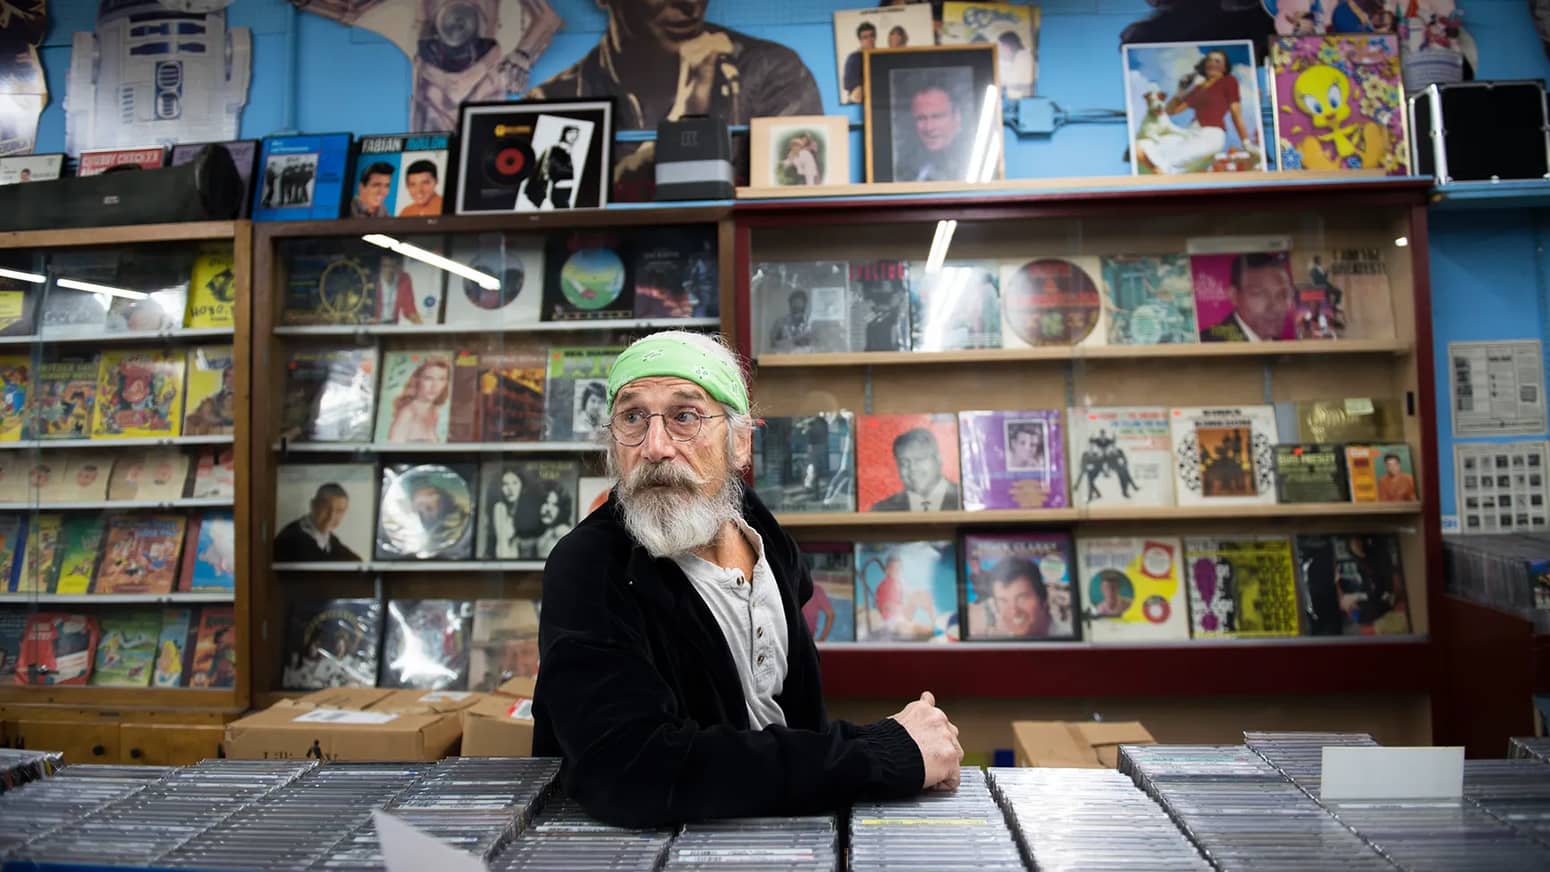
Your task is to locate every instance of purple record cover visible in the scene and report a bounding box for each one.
[958,409,1067,510]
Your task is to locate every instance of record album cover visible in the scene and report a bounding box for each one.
[54,516,105,596]
[942,2,1040,99]
[282,598,383,689]
[476,460,578,560]
[1274,396,1401,444]
[0,611,22,681]
[152,607,193,688]
[26,356,98,440]
[376,235,447,325]
[1101,254,1198,345]
[543,346,619,442]
[633,225,719,319]
[95,514,185,595]
[186,246,237,331]
[1315,247,1395,340]
[858,414,961,513]
[1347,442,1417,503]
[374,350,454,444]
[17,613,99,686]
[14,513,61,595]
[273,463,376,564]
[76,146,164,176]
[754,261,850,355]
[442,233,545,328]
[0,354,27,442]
[854,540,959,642]
[40,252,116,337]
[376,463,476,561]
[455,100,613,214]
[0,255,41,337]
[1185,536,1300,638]
[963,532,1077,640]
[105,286,187,335]
[1068,406,1174,508]
[800,543,855,643]
[753,412,856,513]
[1171,405,1279,506]
[92,349,185,439]
[185,606,236,689]
[281,348,378,443]
[1271,35,1407,174]
[186,511,235,592]
[106,449,188,503]
[1191,248,1297,342]
[910,261,1001,351]
[380,598,474,690]
[478,350,547,442]
[0,154,63,185]
[1274,444,1349,503]
[348,132,451,217]
[0,516,22,593]
[190,447,235,499]
[1076,536,1188,643]
[579,476,612,518]
[1296,533,1411,636]
[542,230,634,321]
[181,346,235,436]
[253,133,352,222]
[1122,40,1267,175]
[849,260,911,352]
[88,611,160,688]
[468,598,540,692]
[278,240,381,326]
[1000,256,1106,349]
[171,141,259,221]
[59,452,112,501]
[958,409,1067,510]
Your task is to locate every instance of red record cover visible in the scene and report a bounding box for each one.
[185,606,236,689]
[17,613,99,686]
[94,514,186,594]
[177,517,202,593]
[857,413,961,512]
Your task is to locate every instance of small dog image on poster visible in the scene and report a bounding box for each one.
[519,115,593,211]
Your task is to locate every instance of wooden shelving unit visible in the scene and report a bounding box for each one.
[732,179,1444,728]
[0,220,253,765]
[246,205,734,704]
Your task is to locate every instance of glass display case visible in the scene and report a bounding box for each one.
[0,220,251,765]
[247,207,732,707]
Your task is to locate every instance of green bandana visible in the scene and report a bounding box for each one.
[607,335,750,414]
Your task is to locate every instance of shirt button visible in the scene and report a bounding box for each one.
[756,627,763,638]
[756,654,765,665]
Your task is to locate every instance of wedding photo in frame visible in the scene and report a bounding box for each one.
[863,45,1002,184]
[749,115,851,188]
[455,99,614,215]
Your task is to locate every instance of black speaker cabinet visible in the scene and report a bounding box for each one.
[1409,80,1550,184]
[655,115,734,201]
[0,144,243,231]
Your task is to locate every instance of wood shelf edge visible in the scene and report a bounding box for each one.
[0,221,240,248]
[777,502,1422,527]
[755,339,1410,368]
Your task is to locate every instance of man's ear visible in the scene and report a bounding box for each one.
[734,426,754,472]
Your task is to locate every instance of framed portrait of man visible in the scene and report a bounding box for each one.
[863,45,1001,184]
[455,99,615,214]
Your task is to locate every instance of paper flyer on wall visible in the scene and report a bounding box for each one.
[1454,441,1550,534]
[1448,340,1548,437]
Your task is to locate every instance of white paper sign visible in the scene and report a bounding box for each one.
[1320,746,1464,800]
[1449,340,1548,437]
[1453,441,1550,533]
[291,709,399,725]
[374,810,489,872]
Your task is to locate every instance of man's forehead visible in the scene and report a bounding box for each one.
[614,377,711,403]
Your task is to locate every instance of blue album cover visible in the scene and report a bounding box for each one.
[189,512,236,592]
[253,133,353,222]
[347,133,452,218]
[853,540,959,642]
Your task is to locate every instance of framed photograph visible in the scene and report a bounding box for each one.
[1122,40,1267,176]
[455,99,614,215]
[834,5,936,106]
[863,45,1002,184]
[749,116,850,188]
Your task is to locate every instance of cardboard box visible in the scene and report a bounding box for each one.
[224,688,477,762]
[1011,720,1156,768]
[460,677,536,757]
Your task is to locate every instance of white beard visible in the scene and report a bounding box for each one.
[617,463,743,558]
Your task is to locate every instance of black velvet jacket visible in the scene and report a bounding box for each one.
[532,488,924,827]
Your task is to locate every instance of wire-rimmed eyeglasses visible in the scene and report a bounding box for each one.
[605,408,727,446]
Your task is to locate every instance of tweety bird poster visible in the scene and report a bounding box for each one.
[1271,35,1408,175]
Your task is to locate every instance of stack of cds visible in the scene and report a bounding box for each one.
[1119,744,1392,870]
[662,815,838,871]
[1244,730,1379,797]
[9,759,314,868]
[159,762,428,869]
[0,764,164,859]
[988,766,1208,871]
[491,796,673,871]
[848,768,1023,871]
[0,748,63,794]
[1463,759,1550,848]
[1511,736,1550,763]
[1443,534,1550,632]
[1322,796,1550,869]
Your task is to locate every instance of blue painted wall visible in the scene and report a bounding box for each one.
[26,0,1550,516]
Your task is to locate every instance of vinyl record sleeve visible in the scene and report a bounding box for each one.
[375,463,476,561]
[380,598,474,690]
[282,598,383,690]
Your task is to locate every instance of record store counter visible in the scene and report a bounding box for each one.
[2,735,1550,871]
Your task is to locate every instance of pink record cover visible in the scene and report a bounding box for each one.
[958,410,1067,510]
[1191,251,1297,342]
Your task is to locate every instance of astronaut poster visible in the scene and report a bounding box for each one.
[292,0,563,133]
[64,1,252,153]
[0,0,48,157]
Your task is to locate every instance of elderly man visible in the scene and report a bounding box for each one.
[533,331,962,827]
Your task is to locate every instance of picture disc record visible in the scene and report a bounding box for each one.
[1003,257,1101,346]
[378,464,474,560]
